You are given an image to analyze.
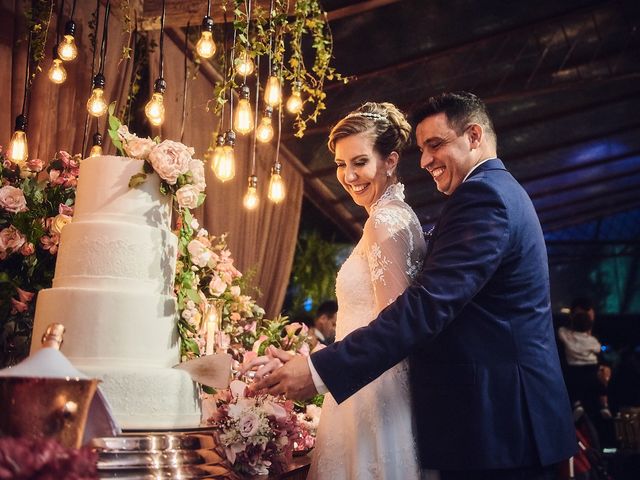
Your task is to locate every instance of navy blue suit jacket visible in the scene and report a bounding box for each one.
[312,159,577,470]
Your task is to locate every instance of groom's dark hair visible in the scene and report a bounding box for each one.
[412,91,497,148]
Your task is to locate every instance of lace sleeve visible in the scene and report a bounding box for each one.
[363,202,424,314]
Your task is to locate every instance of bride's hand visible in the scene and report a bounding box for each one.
[240,346,292,379]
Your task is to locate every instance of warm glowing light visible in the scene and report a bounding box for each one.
[7,129,28,164]
[268,169,285,203]
[235,98,253,135]
[211,145,225,172]
[286,90,303,114]
[234,50,254,76]
[196,31,216,58]
[256,116,274,143]
[58,35,78,62]
[145,92,165,126]
[89,144,103,157]
[87,88,108,117]
[243,185,259,210]
[48,58,67,84]
[264,75,282,107]
[215,145,235,182]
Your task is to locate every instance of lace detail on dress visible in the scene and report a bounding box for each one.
[308,182,428,480]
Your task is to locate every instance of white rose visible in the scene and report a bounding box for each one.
[230,285,241,297]
[148,140,192,184]
[187,239,211,267]
[175,184,200,210]
[116,125,135,142]
[0,186,28,213]
[124,137,155,159]
[189,159,206,192]
[209,275,227,297]
[50,213,72,235]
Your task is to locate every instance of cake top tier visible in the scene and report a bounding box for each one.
[74,155,172,230]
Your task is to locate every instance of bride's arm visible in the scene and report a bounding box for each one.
[364,203,424,314]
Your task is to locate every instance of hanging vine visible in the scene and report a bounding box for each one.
[208,0,345,137]
[24,0,55,80]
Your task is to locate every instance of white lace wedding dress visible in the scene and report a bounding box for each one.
[308,183,433,480]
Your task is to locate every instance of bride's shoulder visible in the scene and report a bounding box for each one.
[366,200,420,235]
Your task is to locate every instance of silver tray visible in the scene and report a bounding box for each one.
[91,433,216,452]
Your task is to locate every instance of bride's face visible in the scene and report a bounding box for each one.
[334,132,391,212]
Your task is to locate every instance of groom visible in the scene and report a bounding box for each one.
[254,92,577,479]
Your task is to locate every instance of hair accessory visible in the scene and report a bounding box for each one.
[345,111,387,121]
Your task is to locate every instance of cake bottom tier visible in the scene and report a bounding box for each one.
[82,365,201,430]
[32,287,179,368]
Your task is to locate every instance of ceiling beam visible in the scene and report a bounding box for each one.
[543,200,640,232]
[326,0,402,22]
[535,183,640,216]
[323,0,618,91]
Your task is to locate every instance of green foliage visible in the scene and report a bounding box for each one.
[289,231,346,315]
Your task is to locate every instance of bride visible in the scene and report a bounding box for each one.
[249,102,433,479]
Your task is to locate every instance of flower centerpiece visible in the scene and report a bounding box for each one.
[0,149,78,366]
[207,380,300,476]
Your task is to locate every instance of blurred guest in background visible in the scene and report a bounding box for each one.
[313,300,337,346]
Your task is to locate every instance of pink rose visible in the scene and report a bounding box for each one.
[58,151,72,166]
[124,136,155,159]
[238,411,261,437]
[58,203,74,216]
[0,186,28,213]
[40,233,60,254]
[229,285,241,297]
[20,242,35,256]
[0,226,26,259]
[49,169,63,185]
[148,140,193,185]
[209,275,227,296]
[187,239,211,267]
[189,159,206,192]
[26,158,44,172]
[175,184,200,210]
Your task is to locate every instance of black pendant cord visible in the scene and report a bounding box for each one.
[70,0,77,19]
[206,0,211,17]
[21,30,32,117]
[250,55,260,177]
[274,84,282,167]
[82,0,101,156]
[267,0,274,72]
[219,8,228,132]
[98,0,111,76]
[241,0,252,86]
[159,0,166,79]
[229,24,237,129]
[180,22,190,143]
[55,0,64,46]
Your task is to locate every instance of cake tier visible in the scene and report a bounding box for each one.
[32,288,179,368]
[73,155,172,229]
[53,221,177,295]
[82,366,201,430]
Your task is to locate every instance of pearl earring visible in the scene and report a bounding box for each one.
[386,171,392,178]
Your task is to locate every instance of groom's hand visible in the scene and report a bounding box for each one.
[251,347,318,400]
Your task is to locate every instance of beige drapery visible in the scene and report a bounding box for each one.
[1,1,303,318]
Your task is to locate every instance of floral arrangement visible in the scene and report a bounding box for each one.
[0,148,78,366]
[295,403,322,452]
[108,107,206,212]
[207,380,300,476]
[0,437,97,479]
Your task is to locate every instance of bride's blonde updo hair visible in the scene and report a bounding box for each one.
[328,102,412,159]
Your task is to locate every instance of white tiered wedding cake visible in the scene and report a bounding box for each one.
[31,155,201,429]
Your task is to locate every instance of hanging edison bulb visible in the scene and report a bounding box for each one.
[7,115,28,164]
[235,85,253,135]
[214,131,236,182]
[256,106,274,143]
[268,162,286,203]
[145,78,167,126]
[234,49,254,77]
[58,21,79,62]
[286,82,303,114]
[87,74,108,117]
[196,16,216,59]
[210,133,226,173]
[89,133,103,157]
[243,175,259,210]
[48,46,67,84]
[264,74,282,108]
